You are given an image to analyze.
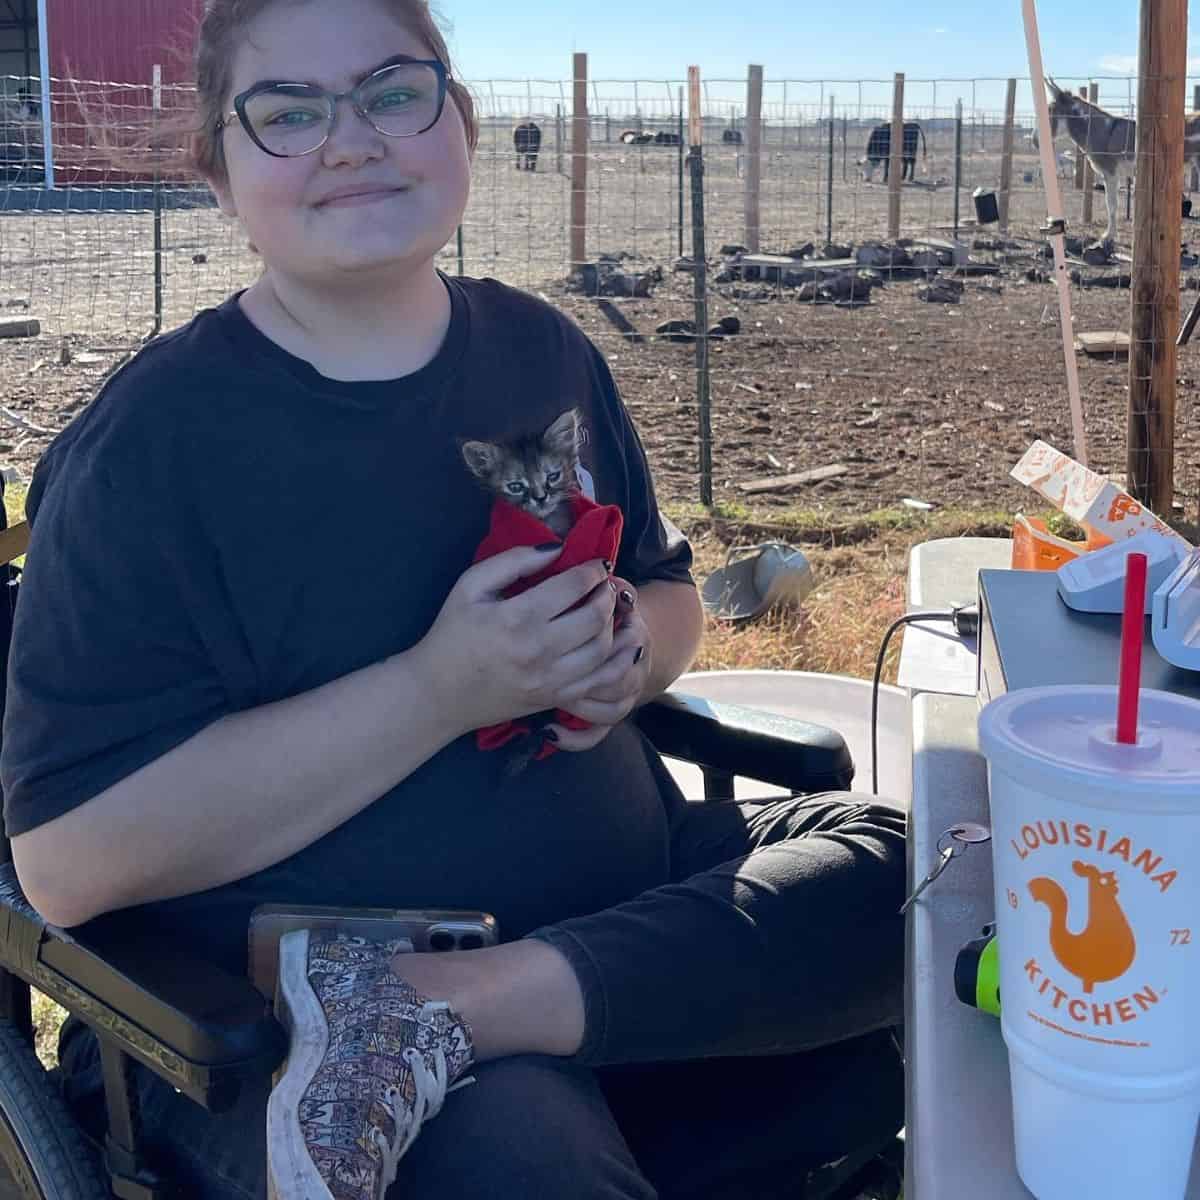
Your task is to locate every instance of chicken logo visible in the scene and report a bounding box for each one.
[1029,861,1137,994]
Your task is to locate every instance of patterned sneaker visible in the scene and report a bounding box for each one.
[267,929,475,1200]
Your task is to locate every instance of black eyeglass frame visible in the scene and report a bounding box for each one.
[216,56,450,158]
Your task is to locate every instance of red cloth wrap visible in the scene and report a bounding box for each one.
[471,494,624,760]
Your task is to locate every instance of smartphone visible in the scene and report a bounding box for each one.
[248,903,500,999]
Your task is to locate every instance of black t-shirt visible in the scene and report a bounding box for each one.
[1,275,694,973]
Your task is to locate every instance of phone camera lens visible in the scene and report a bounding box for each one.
[458,933,484,950]
[429,930,456,952]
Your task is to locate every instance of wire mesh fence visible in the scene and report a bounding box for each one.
[0,69,1196,528]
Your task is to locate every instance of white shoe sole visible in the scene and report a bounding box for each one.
[267,928,335,1200]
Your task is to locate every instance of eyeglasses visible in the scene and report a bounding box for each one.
[217,57,449,158]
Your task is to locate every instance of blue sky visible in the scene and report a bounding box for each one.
[441,0,1194,115]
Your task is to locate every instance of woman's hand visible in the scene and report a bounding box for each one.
[414,545,617,737]
[545,578,651,752]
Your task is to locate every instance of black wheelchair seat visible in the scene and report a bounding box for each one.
[0,688,861,1200]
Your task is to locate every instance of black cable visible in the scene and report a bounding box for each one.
[870,604,979,795]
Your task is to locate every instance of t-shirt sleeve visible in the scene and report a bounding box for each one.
[1,426,235,839]
[581,341,694,589]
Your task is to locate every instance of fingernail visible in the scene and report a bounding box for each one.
[535,542,560,552]
[603,559,614,573]
[609,579,619,594]
[543,728,559,743]
[620,589,636,608]
[634,646,645,664]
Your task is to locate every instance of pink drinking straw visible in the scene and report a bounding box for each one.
[1116,551,1149,744]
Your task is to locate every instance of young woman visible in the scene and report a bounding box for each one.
[1,2,907,1197]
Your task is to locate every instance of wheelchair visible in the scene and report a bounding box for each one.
[0,504,896,1200]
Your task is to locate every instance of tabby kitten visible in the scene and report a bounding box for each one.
[461,408,582,537]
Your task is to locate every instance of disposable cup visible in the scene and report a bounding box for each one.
[979,685,1200,1200]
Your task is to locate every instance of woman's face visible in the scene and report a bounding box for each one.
[211,0,471,287]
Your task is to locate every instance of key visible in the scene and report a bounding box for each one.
[900,822,991,915]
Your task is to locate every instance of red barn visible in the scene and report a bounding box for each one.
[1,0,206,185]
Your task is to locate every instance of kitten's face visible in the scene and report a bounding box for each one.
[462,409,581,529]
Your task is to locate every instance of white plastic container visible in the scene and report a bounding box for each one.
[979,685,1200,1200]
[666,670,911,806]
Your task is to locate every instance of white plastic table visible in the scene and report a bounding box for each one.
[901,538,1200,1198]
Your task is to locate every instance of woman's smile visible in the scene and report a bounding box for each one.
[316,185,409,208]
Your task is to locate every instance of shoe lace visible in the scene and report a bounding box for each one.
[369,1001,475,1199]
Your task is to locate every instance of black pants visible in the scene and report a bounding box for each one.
[61,792,906,1198]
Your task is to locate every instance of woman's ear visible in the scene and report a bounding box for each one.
[207,172,239,219]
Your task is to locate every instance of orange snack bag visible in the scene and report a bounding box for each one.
[1011,514,1112,571]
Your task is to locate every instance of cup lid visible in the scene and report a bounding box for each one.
[979,686,1200,807]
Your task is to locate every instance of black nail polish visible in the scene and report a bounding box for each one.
[603,559,614,573]
[543,728,559,743]
[620,589,636,608]
[535,541,560,552]
[634,646,645,664]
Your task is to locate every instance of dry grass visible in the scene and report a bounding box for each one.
[689,532,908,682]
[678,504,1020,684]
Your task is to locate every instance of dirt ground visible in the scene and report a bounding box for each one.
[1,123,1197,523]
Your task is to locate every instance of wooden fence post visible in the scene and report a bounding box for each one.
[1128,0,1186,511]
[826,95,835,247]
[1075,87,1088,190]
[1192,85,1200,191]
[745,65,763,253]
[999,77,1017,232]
[888,73,904,239]
[570,53,588,271]
[954,98,963,238]
[1082,82,1098,226]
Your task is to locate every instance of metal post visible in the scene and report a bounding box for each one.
[688,67,712,508]
[36,0,52,188]
[954,98,963,238]
[456,225,465,276]
[151,64,163,337]
[841,114,848,182]
[888,73,904,239]
[21,0,32,86]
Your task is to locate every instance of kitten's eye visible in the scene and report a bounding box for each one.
[505,481,528,496]
[546,470,562,485]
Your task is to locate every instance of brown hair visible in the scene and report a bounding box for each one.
[190,0,478,182]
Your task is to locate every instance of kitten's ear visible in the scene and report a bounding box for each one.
[544,408,581,456]
[461,440,500,478]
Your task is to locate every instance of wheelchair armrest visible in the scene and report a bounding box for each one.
[0,863,285,1111]
[635,691,855,793]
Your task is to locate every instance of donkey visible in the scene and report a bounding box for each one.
[1043,79,1200,246]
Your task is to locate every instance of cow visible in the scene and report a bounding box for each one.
[513,120,542,171]
[619,129,654,145]
[654,131,682,145]
[722,129,743,145]
[861,121,926,183]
